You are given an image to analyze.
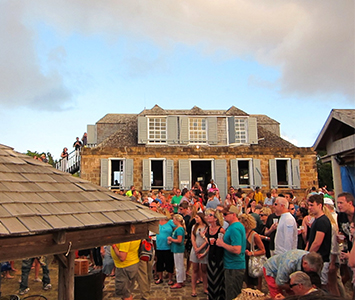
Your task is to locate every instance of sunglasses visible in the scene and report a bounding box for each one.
[289,283,299,288]
[259,214,265,217]
[149,206,156,208]
[207,213,215,217]
[223,212,232,216]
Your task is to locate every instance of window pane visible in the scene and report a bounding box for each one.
[148,118,167,143]
[235,118,247,143]
[189,118,207,143]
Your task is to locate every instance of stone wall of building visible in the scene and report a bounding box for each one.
[81,145,317,198]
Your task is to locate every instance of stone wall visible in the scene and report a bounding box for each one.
[81,145,317,198]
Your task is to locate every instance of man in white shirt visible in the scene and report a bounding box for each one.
[274,197,297,255]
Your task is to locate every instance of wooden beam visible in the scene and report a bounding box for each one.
[58,251,75,300]
[53,230,66,245]
[55,254,68,269]
[148,221,160,234]
[0,222,155,262]
[327,134,355,156]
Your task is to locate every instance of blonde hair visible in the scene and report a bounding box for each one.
[239,213,256,231]
[323,205,337,228]
[205,208,224,227]
[157,207,172,219]
[190,205,198,218]
[173,214,186,232]
[260,207,272,216]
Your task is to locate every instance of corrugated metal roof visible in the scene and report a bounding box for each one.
[0,144,161,237]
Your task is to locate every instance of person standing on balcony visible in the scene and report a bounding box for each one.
[60,147,68,172]
[82,132,88,146]
[73,137,82,161]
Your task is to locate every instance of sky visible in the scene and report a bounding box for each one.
[0,0,354,160]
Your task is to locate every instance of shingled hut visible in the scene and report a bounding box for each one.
[0,144,161,300]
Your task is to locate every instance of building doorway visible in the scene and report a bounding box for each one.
[191,160,212,190]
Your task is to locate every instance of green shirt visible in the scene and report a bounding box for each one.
[171,195,183,213]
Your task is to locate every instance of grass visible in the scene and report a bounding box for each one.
[1,259,58,299]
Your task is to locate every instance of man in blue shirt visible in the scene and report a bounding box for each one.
[216,205,246,300]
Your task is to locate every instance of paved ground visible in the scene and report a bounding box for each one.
[103,275,211,300]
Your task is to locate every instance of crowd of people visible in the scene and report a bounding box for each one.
[106,183,355,300]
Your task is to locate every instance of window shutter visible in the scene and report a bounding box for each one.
[253,159,262,188]
[124,159,134,190]
[142,159,150,190]
[167,116,178,144]
[269,159,277,189]
[248,117,258,144]
[214,159,227,201]
[228,117,236,144]
[165,160,174,190]
[138,116,147,144]
[180,117,189,144]
[87,124,97,145]
[179,159,190,190]
[207,117,218,145]
[292,159,300,189]
[100,159,109,187]
[230,159,239,188]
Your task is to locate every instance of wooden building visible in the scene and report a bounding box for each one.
[0,143,161,300]
[313,109,355,198]
[81,105,318,198]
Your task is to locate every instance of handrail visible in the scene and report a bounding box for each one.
[55,149,80,173]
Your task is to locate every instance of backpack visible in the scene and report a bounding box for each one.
[139,238,154,261]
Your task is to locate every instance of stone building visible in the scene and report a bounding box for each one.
[81,105,317,199]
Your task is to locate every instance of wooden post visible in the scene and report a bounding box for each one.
[58,251,75,300]
[331,155,342,204]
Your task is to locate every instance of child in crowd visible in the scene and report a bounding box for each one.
[168,214,186,289]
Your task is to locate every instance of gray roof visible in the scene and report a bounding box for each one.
[97,114,294,148]
[137,104,249,116]
[313,109,355,149]
[0,144,160,237]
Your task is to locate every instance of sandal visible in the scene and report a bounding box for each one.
[155,279,163,284]
[196,279,203,284]
[191,293,197,297]
[170,283,182,289]
[167,280,174,285]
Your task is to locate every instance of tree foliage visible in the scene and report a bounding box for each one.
[25,150,57,167]
[316,151,333,191]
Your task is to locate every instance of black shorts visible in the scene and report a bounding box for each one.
[156,250,174,273]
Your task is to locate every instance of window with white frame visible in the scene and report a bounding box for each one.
[230,158,261,189]
[148,117,167,143]
[238,160,251,186]
[234,118,247,143]
[275,159,291,187]
[150,160,164,188]
[189,118,207,143]
[111,159,124,188]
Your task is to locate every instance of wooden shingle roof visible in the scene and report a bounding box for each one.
[0,144,160,237]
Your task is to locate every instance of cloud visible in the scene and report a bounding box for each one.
[0,1,72,111]
[0,0,353,109]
